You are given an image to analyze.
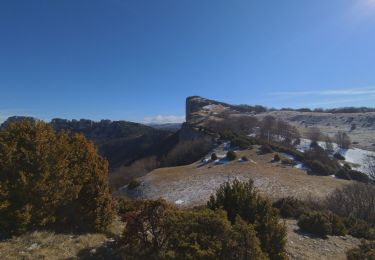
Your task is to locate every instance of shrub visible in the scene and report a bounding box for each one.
[335,168,351,180]
[325,183,375,225]
[273,154,281,162]
[347,241,375,260]
[115,198,139,215]
[310,141,319,149]
[304,145,340,175]
[348,170,370,183]
[297,211,346,237]
[335,131,351,149]
[162,139,213,166]
[207,179,287,259]
[344,217,375,240]
[231,136,254,149]
[226,151,237,161]
[298,211,332,237]
[0,121,115,238]
[281,158,295,166]
[119,199,267,259]
[334,153,345,160]
[211,153,218,161]
[259,144,273,154]
[273,197,305,218]
[127,179,141,189]
[330,213,347,236]
[307,160,330,175]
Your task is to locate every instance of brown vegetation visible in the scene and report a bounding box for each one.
[0,121,115,238]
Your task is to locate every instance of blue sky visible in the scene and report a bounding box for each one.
[1,0,375,124]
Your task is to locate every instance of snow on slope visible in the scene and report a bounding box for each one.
[296,138,375,175]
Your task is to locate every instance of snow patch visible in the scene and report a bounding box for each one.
[296,138,375,175]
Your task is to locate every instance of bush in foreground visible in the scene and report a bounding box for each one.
[347,241,375,260]
[208,179,287,260]
[119,200,267,259]
[325,183,375,225]
[0,121,115,238]
[344,217,375,240]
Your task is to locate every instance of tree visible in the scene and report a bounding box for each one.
[275,120,300,146]
[365,155,375,181]
[324,136,334,154]
[0,121,115,237]
[260,116,277,142]
[335,131,351,149]
[307,127,321,143]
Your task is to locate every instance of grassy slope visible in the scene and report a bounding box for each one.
[122,145,350,206]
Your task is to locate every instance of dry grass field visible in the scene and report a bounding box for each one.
[122,145,350,206]
[0,219,124,260]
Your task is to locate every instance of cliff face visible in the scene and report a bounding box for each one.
[186,96,212,123]
[178,122,212,142]
[185,96,236,126]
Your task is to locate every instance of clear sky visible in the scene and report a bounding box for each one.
[1,0,375,124]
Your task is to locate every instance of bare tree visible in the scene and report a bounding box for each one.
[324,135,334,154]
[365,155,375,181]
[335,131,351,149]
[260,116,277,142]
[307,127,321,143]
[276,119,300,146]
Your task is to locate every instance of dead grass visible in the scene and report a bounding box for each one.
[0,218,124,260]
[121,146,350,206]
[0,231,106,260]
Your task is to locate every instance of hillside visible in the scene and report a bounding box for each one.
[1,117,174,169]
[121,95,374,203]
[121,144,350,206]
[186,96,375,151]
[116,96,375,259]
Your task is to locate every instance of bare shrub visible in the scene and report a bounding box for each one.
[109,156,159,189]
[259,116,277,141]
[335,131,351,149]
[162,138,212,166]
[365,155,375,181]
[324,136,334,153]
[307,127,321,143]
[325,183,375,224]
